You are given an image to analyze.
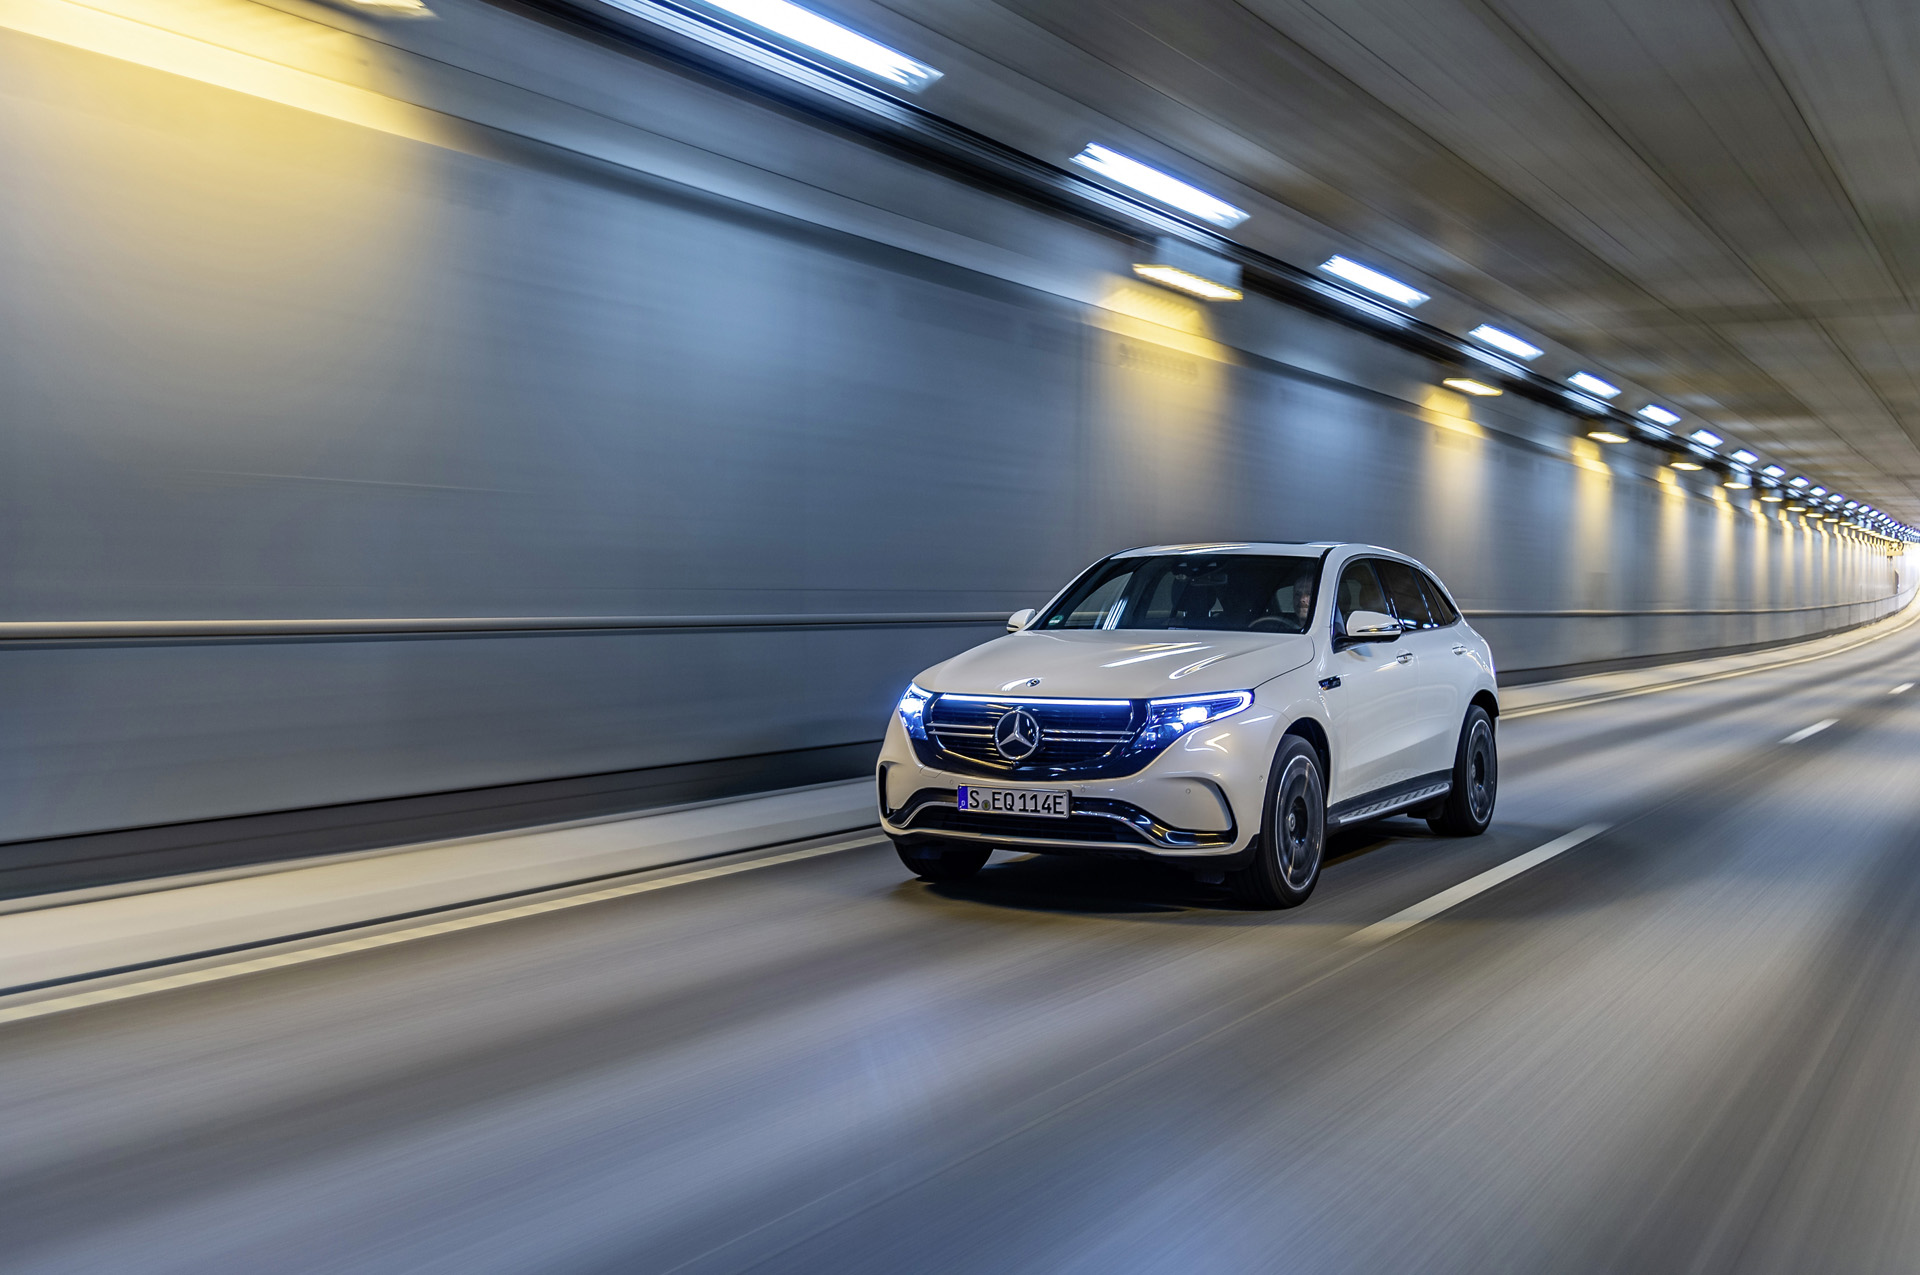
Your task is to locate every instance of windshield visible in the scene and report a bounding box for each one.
[1038,554,1322,633]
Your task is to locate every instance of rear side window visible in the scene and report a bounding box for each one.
[1335,560,1390,631]
[1375,560,1438,630]
[1420,572,1460,626]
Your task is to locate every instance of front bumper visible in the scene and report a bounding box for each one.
[876,705,1280,862]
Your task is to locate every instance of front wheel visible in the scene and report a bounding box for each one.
[894,838,991,882]
[1428,706,1497,837]
[1230,737,1327,909]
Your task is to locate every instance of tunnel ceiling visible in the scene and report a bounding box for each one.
[864,0,1920,523]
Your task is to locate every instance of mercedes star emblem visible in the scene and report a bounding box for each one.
[993,708,1042,761]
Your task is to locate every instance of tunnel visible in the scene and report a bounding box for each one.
[2,0,1919,1268]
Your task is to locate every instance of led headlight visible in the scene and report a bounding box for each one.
[1136,691,1253,751]
[897,683,933,740]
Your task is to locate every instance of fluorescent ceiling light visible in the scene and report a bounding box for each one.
[1588,430,1629,444]
[1638,405,1683,426]
[1319,256,1429,307]
[1846,501,1859,509]
[1568,372,1621,399]
[1671,460,1703,471]
[1810,486,1827,496]
[1442,377,1502,397]
[1761,464,1785,477]
[1731,449,1759,465]
[1468,325,1542,360]
[1724,478,1751,489]
[702,0,941,89]
[1688,428,1723,446]
[1131,264,1243,301]
[1762,493,1784,502]
[1790,476,1809,488]
[1072,144,1248,227]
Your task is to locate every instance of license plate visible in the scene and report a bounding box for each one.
[957,786,1069,818]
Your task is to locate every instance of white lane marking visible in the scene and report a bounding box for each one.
[0,834,884,1027]
[1781,719,1837,744]
[1340,824,1609,948]
[1894,683,1914,695]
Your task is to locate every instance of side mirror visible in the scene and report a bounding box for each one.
[1007,608,1037,632]
[1336,609,1402,648]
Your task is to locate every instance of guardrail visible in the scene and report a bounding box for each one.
[0,596,1903,641]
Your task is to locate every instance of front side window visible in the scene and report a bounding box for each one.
[1335,559,1391,632]
[1040,554,1322,633]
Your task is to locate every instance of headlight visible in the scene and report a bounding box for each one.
[1136,691,1253,750]
[897,683,933,740]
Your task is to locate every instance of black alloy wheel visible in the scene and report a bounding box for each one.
[1428,705,1497,837]
[894,838,991,882]
[1231,736,1327,909]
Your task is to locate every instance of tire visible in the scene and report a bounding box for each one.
[1230,736,1327,909]
[894,838,991,882]
[1428,706,1497,837]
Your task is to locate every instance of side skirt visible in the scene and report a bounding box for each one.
[1327,771,1454,828]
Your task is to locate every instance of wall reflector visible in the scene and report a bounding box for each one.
[1442,378,1502,396]
[1132,265,1242,301]
[1131,238,1243,300]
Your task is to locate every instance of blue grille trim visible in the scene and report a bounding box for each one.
[913,694,1173,780]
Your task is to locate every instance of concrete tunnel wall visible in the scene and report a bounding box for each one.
[0,0,1909,847]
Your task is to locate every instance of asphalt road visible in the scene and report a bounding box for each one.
[4,622,1920,1274]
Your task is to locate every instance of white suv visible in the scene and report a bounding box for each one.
[877,543,1499,907]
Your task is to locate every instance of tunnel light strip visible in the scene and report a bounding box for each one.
[698,0,940,88]
[1568,372,1621,399]
[1467,325,1542,360]
[1072,145,1249,228]
[1318,256,1428,307]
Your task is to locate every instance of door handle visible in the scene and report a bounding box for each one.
[1396,652,1413,664]
[1452,644,1469,655]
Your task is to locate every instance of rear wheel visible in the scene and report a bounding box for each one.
[1230,737,1326,909]
[894,838,991,882]
[1428,706,1497,836]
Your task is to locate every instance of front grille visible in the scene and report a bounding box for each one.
[921,695,1140,777]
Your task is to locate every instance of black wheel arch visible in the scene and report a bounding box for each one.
[1283,716,1331,784]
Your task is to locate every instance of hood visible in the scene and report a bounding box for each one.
[917,629,1317,699]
